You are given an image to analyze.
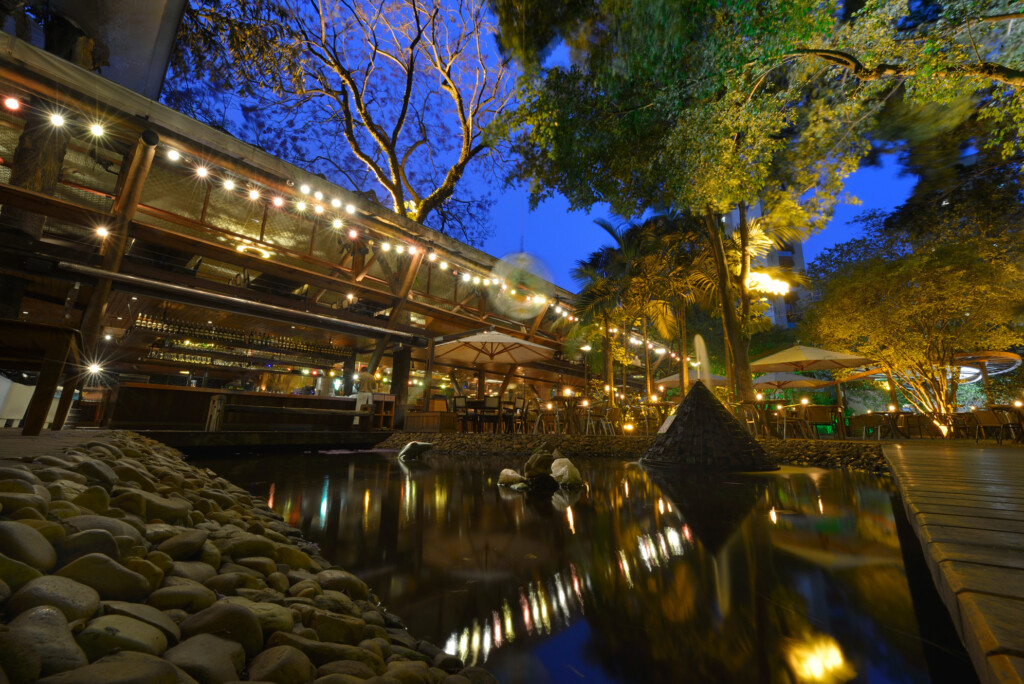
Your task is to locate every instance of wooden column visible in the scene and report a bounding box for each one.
[21,333,75,436]
[368,251,424,373]
[390,346,411,429]
[477,368,486,399]
[342,357,356,395]
[79,130,159,352]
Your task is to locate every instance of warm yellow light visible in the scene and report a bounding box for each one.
[786,635,854,683]
[314,191,323,201]
[300,184,310,194]
[223,179,235,190]
[439,261,448,270]
[546,403,553,410]
[87,363,102,373]
[167,149,180,161]
[769,507,777,524]
[381,242,391,252]
[776,404,783,410]
[1015,400,1022,408]
[195,166,208,178]
[348,229,358,239]
[296,201,306,211]
[623,423,634,432]
[3,97,19,110]
[314,204,324,214]
[461,273,470,282]
[801,397,809,405]
[395,245,405,254]
[235,243,271,259]
[604,385,611,392]
[658,385,664,392]
[564,388,573,397]
[408,245,417,254]
[331,198,341,208]
[582,400,589,407]
[472,276,481,284]
[88,123,104,136]
[49,113,64,127]
[248,189,260,200]
[346,293,354,301]
[345,203,356,214]
[332,219,342,229]
[650,395,658,402]
[272,196,284,207]
[427,252,437,262]
[746,271,790,296]
[95,226,109,238]
[581,345,592,352]
[328,370,335,377]
[756,393,763,401]
[890,404,897,412]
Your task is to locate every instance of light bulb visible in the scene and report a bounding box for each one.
[3,97,19,110]
[89,123,104,136]
[296,201,306,211]
[167,149,180,161]
[314,191,323,201]
[272,196,284,207]
[439,261,448,270]
[427,252,437,262]
[195,166,208,178]
[461,273,470,282]
[348,229,358,239]
[407,245,417,254]
[314,205,324,214]
[331,198,341,208]
[345,204,355,214]
[87,363,102,373]
[395,245,405,254]
[381,242,391,251]
[332,219,342,229]
[300,184,310,194]
[472,276,480,284]
[223,179,234,190]
[248,189,260,200]
[49,113,64,127]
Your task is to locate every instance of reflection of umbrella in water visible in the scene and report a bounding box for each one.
[421,527,553,581]
[657,371,727,388]
[753,372,832,390]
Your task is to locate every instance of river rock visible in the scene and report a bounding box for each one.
[148,581,218,612]
[316,569,369,599]
[169,560,217,584]
[235,556,277,576]
[158,530,209,560]
[312,611,368,645]
[76,614,168,660]
[8,575,100,620]
[102,600,182,643]
[36,657,181,684]
[0,550,44,590]
[123,556,165,592]
[317,659,378,679]
[179,602,263,657]
[72,485,110,513]
[0,491,48,515]
[164,633,245,684]
[0,605,88,676]
[55,552,150,601]
[72,460,118,488]
[222,533,276,559]
[266,632,385,672]
[112,490,192,522]
[0,466,41,484]
[247,645,315,684]
[57,528,121,563]
[523,445,558,477]
[17,518,66,543]
[0,520,57,570]
[497,469,525,486]
[550,458,583,488]
[458,666,500,684]
[64,515,143,545]
[234,599,293,636]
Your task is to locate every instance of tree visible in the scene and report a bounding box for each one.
[166,0,515,244]
[491,0,1024,398]
[803,230,1022,423]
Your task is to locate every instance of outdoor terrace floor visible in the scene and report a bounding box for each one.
[885,442,1024,684]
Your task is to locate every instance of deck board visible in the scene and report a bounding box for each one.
[886,443,1024,684]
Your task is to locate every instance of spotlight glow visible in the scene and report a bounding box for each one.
[332,219,343,229]
[223,179,234,190]
[88,123,104,136]
[272,196,284,207]
[49,113,65,127]
[167,149,180,161]
[345,204,356,214]
[3,97,19,110]
[348,229,358,239]
[248,189,260,200]
[195,166,208,178]
[300,184,310,194]
[96,226,109,238]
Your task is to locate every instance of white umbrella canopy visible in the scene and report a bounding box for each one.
[433,330,554,368]
[752,372,832,389]
[750,345,873,373]
[657,372,728,388]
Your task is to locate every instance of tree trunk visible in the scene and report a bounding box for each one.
[603,313,615,407]
[676,305,688,396]
[2,98,72,239]
[642,315,652,397]
[703,209,756,402]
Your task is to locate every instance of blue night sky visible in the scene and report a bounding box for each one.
[483,152,918,292]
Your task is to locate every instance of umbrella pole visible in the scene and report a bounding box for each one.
[835,382,847,438]
[477,368,486,399]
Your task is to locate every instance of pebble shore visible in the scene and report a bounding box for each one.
[0,431,495,684]
[380,433,891,475]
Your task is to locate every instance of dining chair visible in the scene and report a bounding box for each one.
[971,409,1007,444]
[479,395,502,433]
[453,395,471,433]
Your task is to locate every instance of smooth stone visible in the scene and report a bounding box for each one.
[523,448,554,478]
[219,597,293,636]
[10,506,46,521]
[72,460,118,488]
[550,458,583,487]
[169,560,217,584]
[179,602,263,657]
[0,467,41,484]
[312,612,367,645]
[47,479,89,501]
[65,515,143,545]
[313,675,368,684]
[102,600,182,644]
[9,575,100,620]
[234,556,277,576]
[198,541,221,569]
[316,570,369,599]
[0,551,44,591]
[164,634,244,684]
[76,614,168,660]
[222,533,276,559]
[16,518,66,543]
[318,660,378,678]
[247,645,316,684]
[72,486,110,513]
[0,491,48,514]
[316,590,360,617]
[148,582,218,613]
[113,490,192,522]
[458,667,499,684]
[57,528,121,562]
[0,520,57,571]
[0,605,88,676]
[0,577,9,602]
[497,469,525,486]
[147,550,176,572]
[158,530,209,560]
[266,632,386,673]
[36,467,88,485]
[55,553,150,601]
[123,556,165,592]
[36,658,180,684]
[94,651,199,684]
[145,523,185,544]
[0,479,35,493]
[288,579,322,597]
[204,571,266,595]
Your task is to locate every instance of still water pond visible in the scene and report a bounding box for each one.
[196,451,975,683]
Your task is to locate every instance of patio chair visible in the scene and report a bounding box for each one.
[504,396,526,433]
[803,405,839,439]
[971,409,1008,444]
[478,395,502,433]
[848,413,884,440]
[452,395,472,433]
[532,401,561,434]
[995,408,1022,443]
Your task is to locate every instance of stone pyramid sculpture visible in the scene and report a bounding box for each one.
[640,380,777,471]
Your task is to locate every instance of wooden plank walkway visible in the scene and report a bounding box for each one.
[885,442,1024,684]
[0,428,117,461]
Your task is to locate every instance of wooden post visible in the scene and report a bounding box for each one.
[390,346,411,429]
[477,368,486,399]
[79,130,159,352]
[498,366,517,399]
[835,381,847,439]
[342,357,356,395]
[22,334,73,436]
[422,339,435,409]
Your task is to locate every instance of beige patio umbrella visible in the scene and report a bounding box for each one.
[432,330,555,399]
[749,345,874,373]
[752,372,832,390]
[657,371,727,388]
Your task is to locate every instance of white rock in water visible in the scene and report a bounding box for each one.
[498,469,526,486]
[551,458,582,488]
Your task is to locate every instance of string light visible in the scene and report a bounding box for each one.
[395,245,405,254]
[96,226,109,237]
[49,113,64,127]
[296,201,306,211]
[381,242,391,251]
[222,179,234,190]
[300,184,310,194]
[88,123,104,136]
[3,97,19,110]
[248,189,259,200]
[348,229,358,239]
[462,273,471,282]
[331,198,341,208]
[167,149,180,161]
[439,261,448,270]
[195,166,208,178]
[314,205,324,214]
[314,191,323,201]
[472,276,480,284]
[407,245,417,254]
[427,251,437,262]
[332,218,342,229]
[272,196,284,207]
[346,204,356,214]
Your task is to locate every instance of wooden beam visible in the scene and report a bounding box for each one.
[368,251,424,372]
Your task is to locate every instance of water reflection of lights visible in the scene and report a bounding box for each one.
[319,476,329,525]
[786,635,855,683]
[566,506,576,534]
[267,482,275,509]
[502,600,514,641]
[818,496,824,514]
[618,550,634,587]
[770,507,778,524]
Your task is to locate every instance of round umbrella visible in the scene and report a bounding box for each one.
[753,372,831,390]
[750,345,873,372]
[657,372,727,389]
[433,330,554,367]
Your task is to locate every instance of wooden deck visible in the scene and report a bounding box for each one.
[885,443,1024,684]
[0,428,118,461]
